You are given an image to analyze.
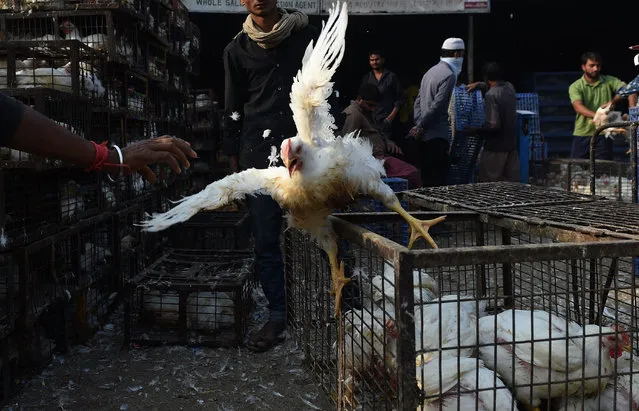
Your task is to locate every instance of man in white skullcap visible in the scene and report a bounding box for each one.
[409,37,465,186]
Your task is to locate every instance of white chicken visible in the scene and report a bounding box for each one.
[592,104,627,139]
[554,350,639,410]
[142,290,235,331]
[59,20,108,51]
[138,2,446,318]
[416,351,518,411]
[360,259,438,306]
[478,309,632,410]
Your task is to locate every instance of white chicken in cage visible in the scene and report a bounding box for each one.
[416,352,518,411]
[142,290,235,331]
[477,309,632,410]
[553,350,639,410]
[60,180,86,221]
[59,20,108,52]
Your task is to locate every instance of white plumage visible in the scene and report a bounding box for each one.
[139,1,445,318]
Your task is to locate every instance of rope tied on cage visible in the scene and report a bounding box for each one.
[85,140,130,174]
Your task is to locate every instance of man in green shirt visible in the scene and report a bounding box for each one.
[568,51,637,160]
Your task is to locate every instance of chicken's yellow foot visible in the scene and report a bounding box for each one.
[387,202,446,249]
[326,245,350,318]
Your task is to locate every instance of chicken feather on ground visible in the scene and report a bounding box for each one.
[138,1,445,318]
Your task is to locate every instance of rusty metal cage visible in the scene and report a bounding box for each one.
[124,249,254,347]
[0,169,64,251]
[540,158,634,202]
[403,181,600,213]
[286,211,639,410]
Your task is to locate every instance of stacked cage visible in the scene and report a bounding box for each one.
[288,183,639,410]
[0,0,199,402]
[124,211,255,348]
[188,88,224,188]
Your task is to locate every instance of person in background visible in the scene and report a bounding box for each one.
[341,84,422,189]
[222,0,318,352]
[466,62,519,182]
[0,91,196,181]
[408,37,465,187]
[360,49,404,139]
[568,51,638,160]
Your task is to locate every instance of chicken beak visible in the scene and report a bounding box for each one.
[281,139,302,177]
[623,342,632,352]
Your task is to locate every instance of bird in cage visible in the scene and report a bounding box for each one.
[416,352,517,410]
[477,309,632,411]
[139,1,446,318]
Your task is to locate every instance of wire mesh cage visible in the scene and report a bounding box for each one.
[75,213,114,290]
[11,0,142,12]
[185,20,198,75]
[402,182,600,213]
[166,211,251,251]
[0,169,64,251]
[146,41,166,82]
[124,249,254,347]
[113,202,147,290]
[144,0,169,44]
[0,253,17,340]
[65,266,117,344]
[539,158,634,202]
[58,169,101,223]
[286,211,639,410]
[1,10,144,64]
[123,69,147,116]
[14,229,77,327]
[0,88,92,169]
[0,39,106,106]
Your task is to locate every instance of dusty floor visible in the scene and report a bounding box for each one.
[2,302,333,411]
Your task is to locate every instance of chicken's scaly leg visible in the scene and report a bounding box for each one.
[386,201,446,249]
[326,241,350,318]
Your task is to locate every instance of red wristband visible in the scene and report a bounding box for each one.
[85,141,130,173]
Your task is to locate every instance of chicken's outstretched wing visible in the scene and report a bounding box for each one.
[289,1,348,146]
[139,167,290,232]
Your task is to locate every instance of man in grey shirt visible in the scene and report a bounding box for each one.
[466,62,519,182]
[409,37,465,187]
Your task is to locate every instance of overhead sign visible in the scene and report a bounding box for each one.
[186,0,490,14]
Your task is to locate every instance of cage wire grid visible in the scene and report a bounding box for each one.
[286,211,639,410]
[124,249,255,347]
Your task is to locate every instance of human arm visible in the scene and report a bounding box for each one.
[466,81,487,93]
[463,91,500,137]
[1,92,196,183]
[221,44,247,172]
[385,73,404,124]
[568,82,596,118]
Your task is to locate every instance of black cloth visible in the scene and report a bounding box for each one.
[0,91,25,147]
[222,25,319,170]
[482,81,518,152]
[418,138,450,187]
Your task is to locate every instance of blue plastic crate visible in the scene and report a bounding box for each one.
[530,133,548,161]
[516,93,541,135]
[357,177,409,246]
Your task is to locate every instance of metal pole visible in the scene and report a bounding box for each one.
[467,15,475,83]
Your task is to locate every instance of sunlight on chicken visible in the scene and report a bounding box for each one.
[386,202,446,249]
